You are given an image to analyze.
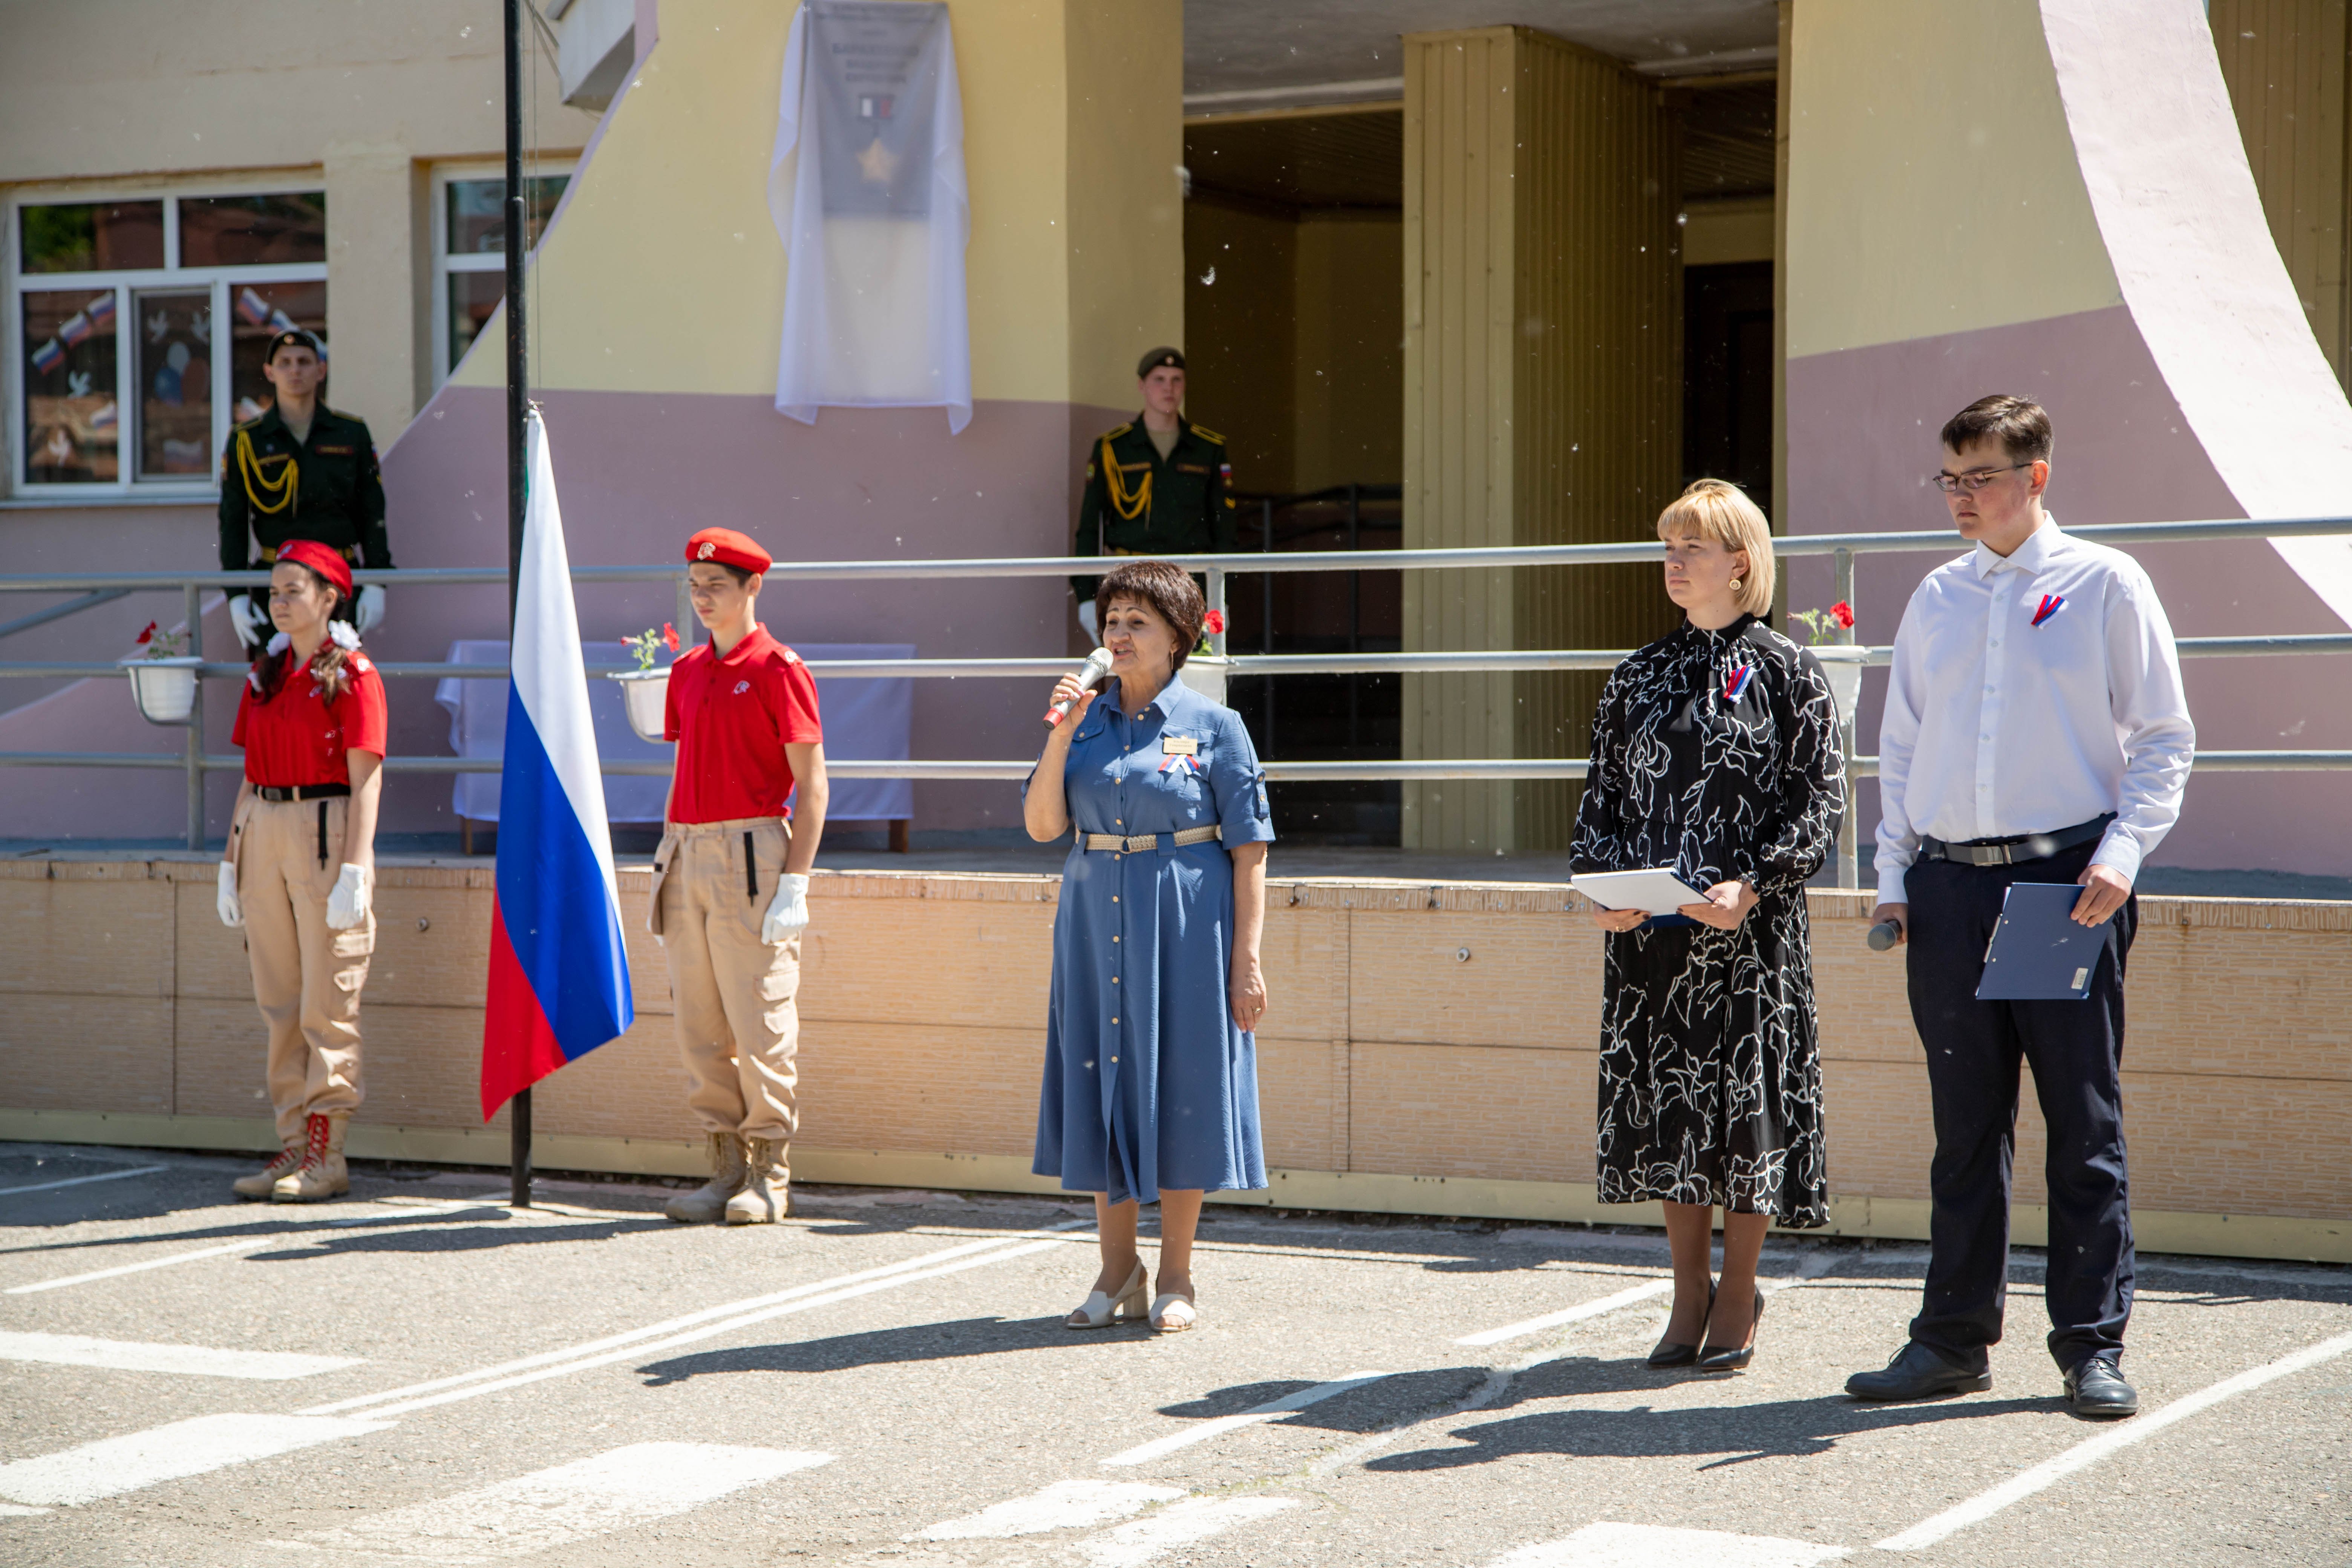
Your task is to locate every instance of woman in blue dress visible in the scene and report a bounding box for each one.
[1025,558,1274,1333]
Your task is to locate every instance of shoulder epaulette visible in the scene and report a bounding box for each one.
[1188,424,1225,445]
[1101,422,1133,441]
[232,412,266,432]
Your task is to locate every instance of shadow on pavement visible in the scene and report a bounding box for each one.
[1164,1367,1494,1432]
[634,1314,1091,1385]
[0,1204,519,1260]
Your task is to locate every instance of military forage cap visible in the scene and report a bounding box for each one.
[1136,346,1185,378]
[263,328,326,363]
[685,527,772,574]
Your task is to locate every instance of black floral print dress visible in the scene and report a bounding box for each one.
[1570,614,1845,1226]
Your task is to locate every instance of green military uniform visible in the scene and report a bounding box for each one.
[218,402,393,576]
[1070,415,1236,601]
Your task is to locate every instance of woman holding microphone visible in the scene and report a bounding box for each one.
[1570,479,1844,1370]
[1026,559,1273,1332]
[217,539,386,1203]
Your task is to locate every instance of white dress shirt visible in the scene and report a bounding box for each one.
[1874,516,2194,905]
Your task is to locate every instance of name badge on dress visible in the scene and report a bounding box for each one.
[1162,736,1198,755]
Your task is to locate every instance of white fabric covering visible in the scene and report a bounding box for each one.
[768,1,971,433]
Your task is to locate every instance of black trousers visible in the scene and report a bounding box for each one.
[1903,839,2136,1372]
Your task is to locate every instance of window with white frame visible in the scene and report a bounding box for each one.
[432,170,569,386]
[11,190,328,493]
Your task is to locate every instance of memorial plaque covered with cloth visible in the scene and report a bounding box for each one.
[767,0,971,432]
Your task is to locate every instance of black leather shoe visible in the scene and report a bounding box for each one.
[1845,1341,1992,1401]
[1647,1280,1714,1369]
[1696,1289,1765,1372]
[2063,1354,2139,1419]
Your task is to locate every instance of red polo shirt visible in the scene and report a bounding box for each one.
[664,625,823,823]
[232,653,389,787]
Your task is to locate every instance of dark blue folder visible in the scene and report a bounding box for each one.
[1976,882,2113,1001]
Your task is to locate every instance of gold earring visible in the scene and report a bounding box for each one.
[1729,578,1743,591]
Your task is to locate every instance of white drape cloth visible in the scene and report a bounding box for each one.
[768,1,971,433]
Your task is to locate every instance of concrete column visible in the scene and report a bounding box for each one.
[323,139,420,438]
[1400,27,1681,853]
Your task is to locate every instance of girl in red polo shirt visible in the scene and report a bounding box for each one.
[216,539,387,1203]
[648,527,829,1225]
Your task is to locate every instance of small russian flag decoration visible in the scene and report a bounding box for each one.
[1723,665,1755,702]
[2032,593,2066,627]
[29,338,64,374]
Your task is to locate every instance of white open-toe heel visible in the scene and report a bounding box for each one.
[1148,1291,1197,1332]
[1066,1260,1148,1329]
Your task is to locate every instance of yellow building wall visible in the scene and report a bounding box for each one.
[1400,27,1681,853]
[452,0,1181,410]
[1782,0,2121,359]
[1293,214,1405,493]
[2209,0,2352,388]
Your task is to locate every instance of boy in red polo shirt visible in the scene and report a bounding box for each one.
[649,527,829,1224]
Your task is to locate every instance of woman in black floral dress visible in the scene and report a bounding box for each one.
[1571,478,1845,1373]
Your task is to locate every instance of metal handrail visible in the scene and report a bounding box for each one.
[3,513,2349,875]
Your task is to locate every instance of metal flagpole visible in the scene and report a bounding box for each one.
[503,0,533,1211]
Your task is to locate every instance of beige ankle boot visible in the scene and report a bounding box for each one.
[233,1143,303,1199]
[665,1132,748,1223]
[726,1137,790,1225]
[271,1112,351,1203]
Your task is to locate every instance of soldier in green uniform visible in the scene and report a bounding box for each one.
[220,329,392,647]
[1071,347,1237,639]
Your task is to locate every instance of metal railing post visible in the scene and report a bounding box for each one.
[1260,498,1274,756]
[675,569,695,652]
[1833,547,1858,890]
[1207,565,1227,658]
[184,581,204,852]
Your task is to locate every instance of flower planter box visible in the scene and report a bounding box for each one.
[1177,655,1229,706]
[608,667,670,743]
[120,655,205,726]
[1811,644,1868,721]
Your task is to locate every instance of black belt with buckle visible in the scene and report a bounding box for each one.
[1920,813,2114,868]
[255,783,350,803]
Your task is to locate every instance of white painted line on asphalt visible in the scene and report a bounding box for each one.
[1101,1370,1391,1467]
[1491,1519,1850,1566]
[4,1201,492,1295]
[1456,1280,1678,1346]
[303,1222,1090,1420]
[1078,1496,1297,1567]
[0,1164,168,1199]
[916,1479,1187,1540]
[1877,1327,2352,1553]
[296,1442,832,1560]
[0,1330,361,1381]
[0,1414,391,1508]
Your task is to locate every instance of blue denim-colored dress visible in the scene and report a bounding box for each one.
[1027,674,1275,1205]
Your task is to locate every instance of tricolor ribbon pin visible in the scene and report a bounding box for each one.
[2032,593,2066,627]
[1723,665,1755,702]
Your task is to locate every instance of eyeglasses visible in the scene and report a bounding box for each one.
[1929,462,2035,494]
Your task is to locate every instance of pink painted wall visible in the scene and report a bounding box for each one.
[1786,306,2352,877]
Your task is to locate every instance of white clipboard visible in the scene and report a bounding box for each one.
[1569,868,1710,916]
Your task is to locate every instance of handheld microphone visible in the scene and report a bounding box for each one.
[1866,920,1903,951]
[1043,647,1115,727]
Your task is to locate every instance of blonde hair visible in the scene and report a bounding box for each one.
[1657,478,1775,617]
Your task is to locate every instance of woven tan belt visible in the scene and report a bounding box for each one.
[1081,825,1221,853]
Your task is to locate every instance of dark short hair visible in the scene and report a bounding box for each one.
[1096,558,1205,670]
[1941,395,2052,464]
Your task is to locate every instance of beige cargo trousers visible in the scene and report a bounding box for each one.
[649,817,801,1142]
[230,795,371,1140]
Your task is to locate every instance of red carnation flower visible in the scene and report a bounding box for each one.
[136,621,157,645]
[1203,610,1226,635]
[662,622,680,651]
[1831,600,1855,629]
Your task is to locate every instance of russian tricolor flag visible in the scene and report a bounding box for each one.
[481,410,634,1119]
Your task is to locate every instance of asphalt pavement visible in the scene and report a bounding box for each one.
[1,1142,2346,1567]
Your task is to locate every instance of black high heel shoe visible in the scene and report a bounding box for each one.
[1695,1289,1765,1372]
[1646,1280,1716,1369]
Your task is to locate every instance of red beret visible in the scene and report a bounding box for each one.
[685,527,771,574]
[276,539,353,599]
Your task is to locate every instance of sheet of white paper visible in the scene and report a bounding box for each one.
[1568,868,1710,916]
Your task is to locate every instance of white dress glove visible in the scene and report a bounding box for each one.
[1076,599,1098,641]
[325,863,374,930]
[216,861,243,928]
[229,594,270,650]
[355,583,387,634]
[761,872,811,944]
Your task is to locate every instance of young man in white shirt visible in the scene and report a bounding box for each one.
[1847,396,2194,1419]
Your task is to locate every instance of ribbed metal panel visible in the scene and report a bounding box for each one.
[2210,0,2350,389]
[1402,26,1681,851]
